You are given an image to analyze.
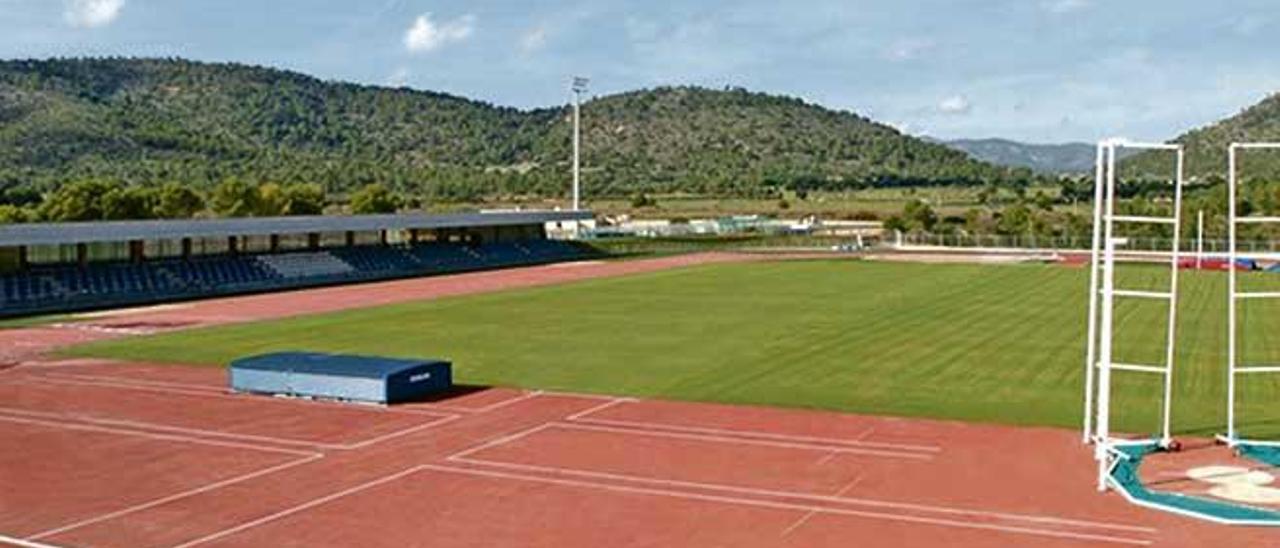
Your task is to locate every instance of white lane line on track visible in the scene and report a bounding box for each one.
[160,462,1154,548]
[421,464,1155,546]
[566,402,940,454]
[0,404,453,452]
[168,464,433,548]
[779,508,820,538]
[20,375,448,418]
[446,423,557,461]
[0,534,64,548]
[0,412,317,458]
[550,422,935,461]
[447,455,1156,535]
[0,382,458,450]
[28,455,323,541]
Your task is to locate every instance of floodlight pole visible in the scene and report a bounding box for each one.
[571,76,589,212]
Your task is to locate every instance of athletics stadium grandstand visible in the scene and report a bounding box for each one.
[0,210,593,317]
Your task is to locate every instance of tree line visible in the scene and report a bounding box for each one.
[0,180,401,223]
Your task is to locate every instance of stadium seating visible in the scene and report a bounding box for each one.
[0,240,595,317]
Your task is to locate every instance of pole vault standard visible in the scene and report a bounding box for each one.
[1220,143,1280,448]
[1083,139,1184,492]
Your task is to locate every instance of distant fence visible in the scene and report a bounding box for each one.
[896,232,1280,255]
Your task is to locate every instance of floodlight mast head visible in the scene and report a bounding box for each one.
[572,76,590,94]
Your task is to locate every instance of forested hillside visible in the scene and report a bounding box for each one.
[1126,92,1280,181]
[0,58,1028,221]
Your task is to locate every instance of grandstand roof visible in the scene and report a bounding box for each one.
[0,210,592,247]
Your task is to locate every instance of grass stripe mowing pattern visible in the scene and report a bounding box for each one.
[64,260,1280,436]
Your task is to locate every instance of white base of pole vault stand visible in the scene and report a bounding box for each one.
[1082,139,1184,494]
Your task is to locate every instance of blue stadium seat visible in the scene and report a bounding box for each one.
[0,239,593,317]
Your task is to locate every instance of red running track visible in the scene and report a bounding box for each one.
[0,360,1277,547]
[1,253,1277,546]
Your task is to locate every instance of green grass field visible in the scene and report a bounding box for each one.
[64,260,1280,437]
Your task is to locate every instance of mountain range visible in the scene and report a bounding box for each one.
[0,57,1019,203]
[941,138,1108,175]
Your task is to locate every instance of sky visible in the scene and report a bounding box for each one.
[1,0,1278,143]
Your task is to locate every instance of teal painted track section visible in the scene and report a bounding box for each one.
[1108,441,1280,526]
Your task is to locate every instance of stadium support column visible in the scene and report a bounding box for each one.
[129,240,145,263]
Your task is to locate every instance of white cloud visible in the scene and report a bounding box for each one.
[63,0,125,29]
[403,13,475,53]
[1042,0,1090,15]
[519,25,548,54]
[884,38,935,62]
[938,95,972,115]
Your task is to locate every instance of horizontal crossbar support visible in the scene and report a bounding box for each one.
[1235,366,1280,375]
[1099,362,1169,375]
[1109,289,1173,300]
[1110,141,1181,151]
[1107,215,1177,225]
[1234,217,1280,225]
[1232,143,1280,151]
[1235,292,1280,300]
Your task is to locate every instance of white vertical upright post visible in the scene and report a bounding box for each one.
[1227,144,1239,442]
[1196,210,1204,270]
[1160,148,1184,445]
[1096,142,1119,491]
[1083,143,1106,443]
